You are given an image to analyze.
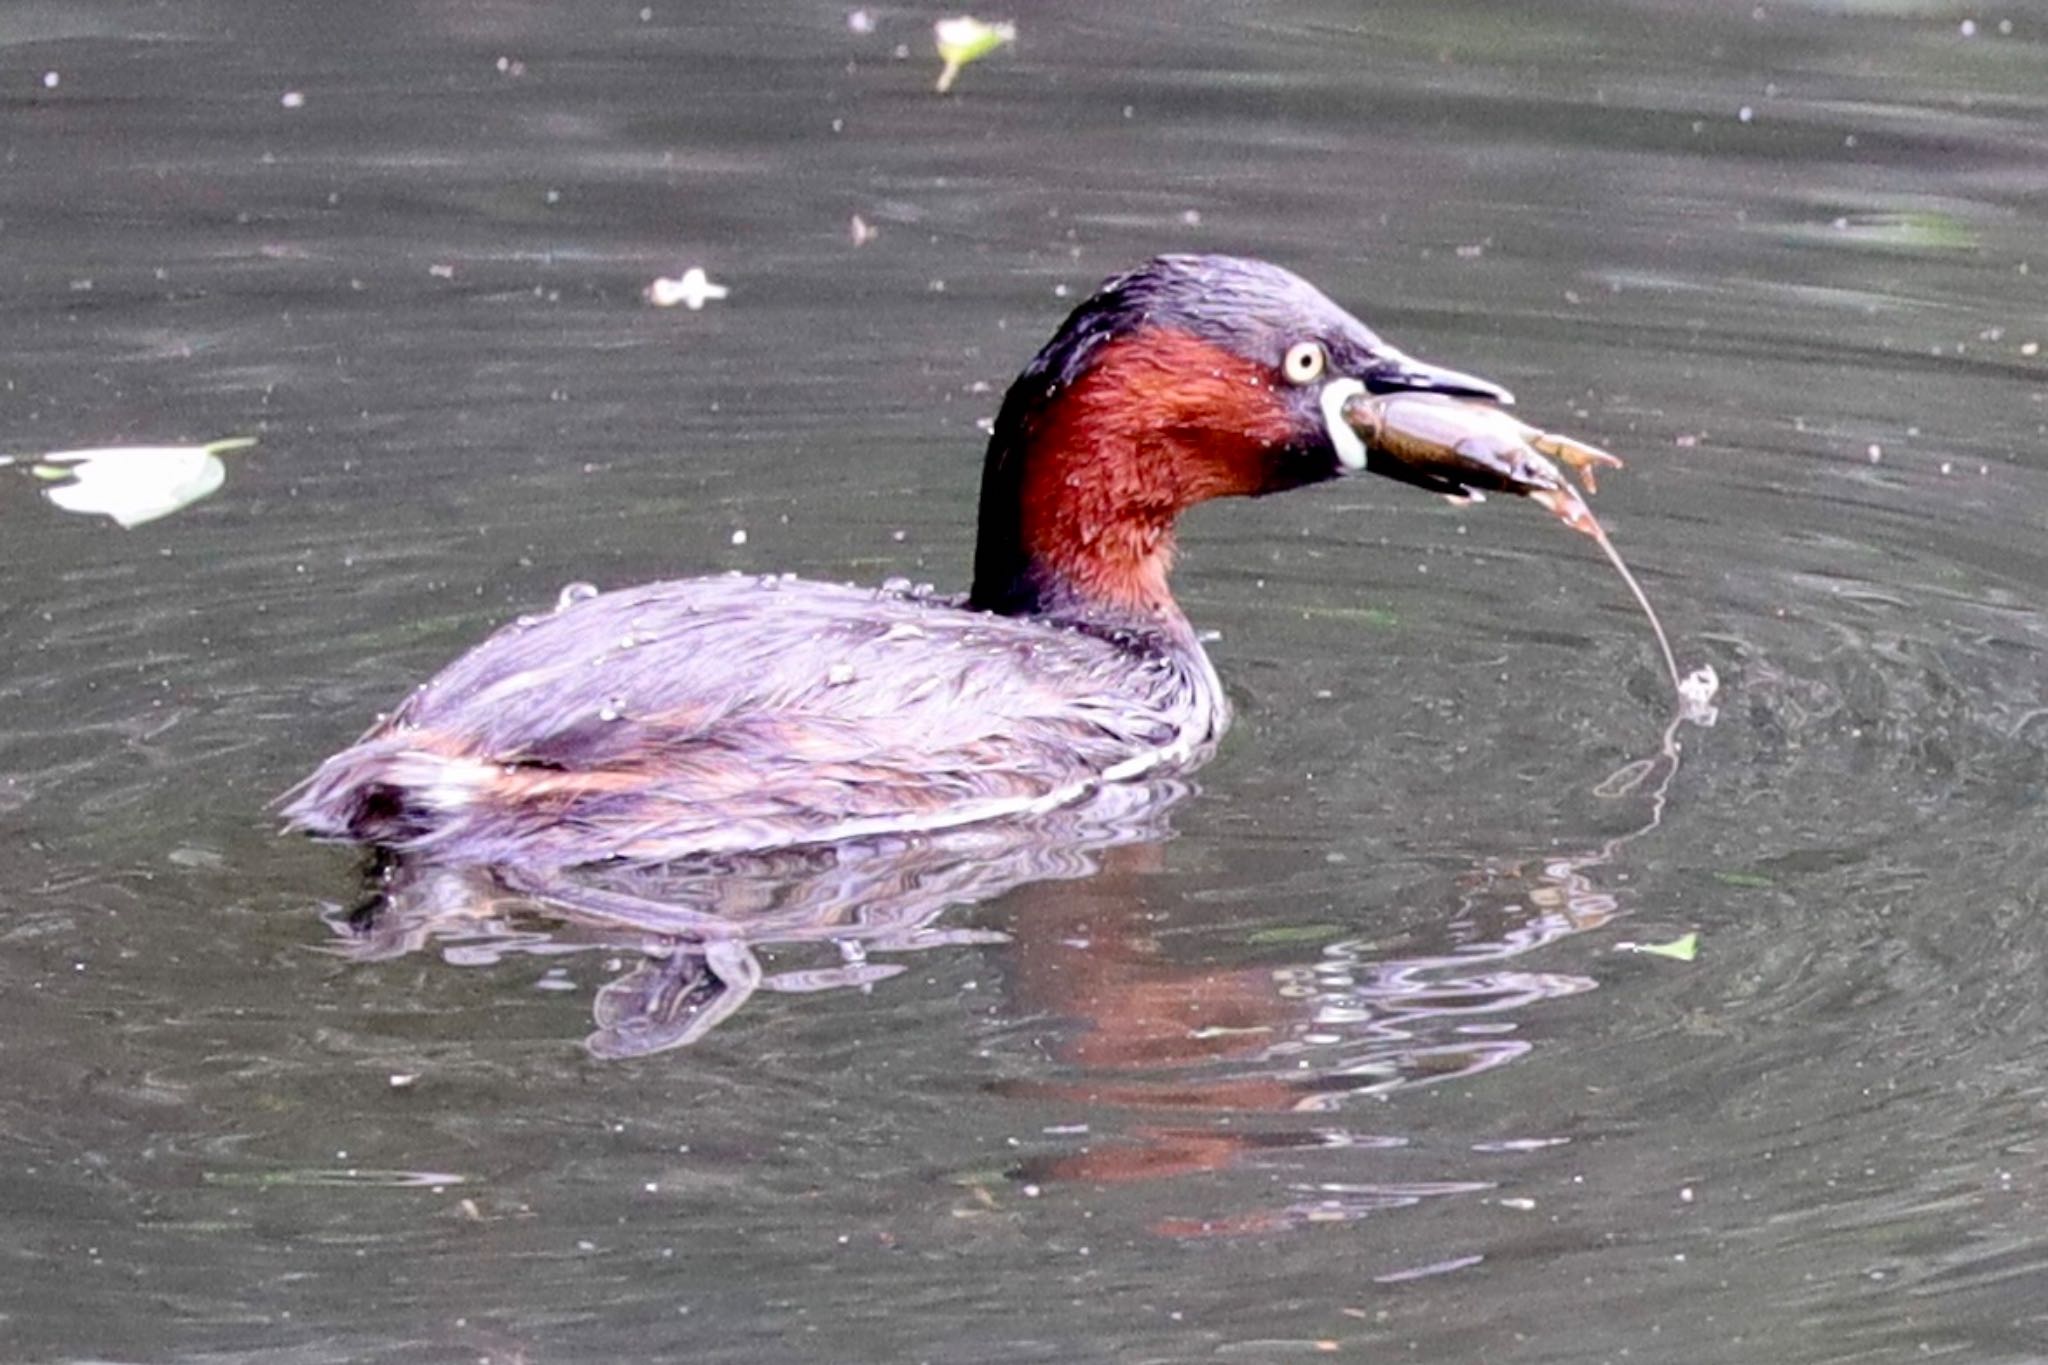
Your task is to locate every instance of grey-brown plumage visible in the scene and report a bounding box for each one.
[284,575,1225,865]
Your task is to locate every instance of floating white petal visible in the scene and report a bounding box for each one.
[34,438,253,528]
[645,267,729,310]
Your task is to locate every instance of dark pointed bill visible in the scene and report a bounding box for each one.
[1361,350,1514,405]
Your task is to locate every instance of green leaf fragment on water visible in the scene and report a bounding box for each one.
[934,16,1015,93]
[1631,933,1699,962]
[1712,870,1775,888]
[1797,210,1978,255]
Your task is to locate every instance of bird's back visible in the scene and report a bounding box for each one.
[284,575,1226,864]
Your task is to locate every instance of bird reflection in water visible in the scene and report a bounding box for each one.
[328,774,1617,1069]
[993,838,1618,1240]
[326,747,1689,1246]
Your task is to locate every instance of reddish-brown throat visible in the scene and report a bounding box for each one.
[970,327,1303,623]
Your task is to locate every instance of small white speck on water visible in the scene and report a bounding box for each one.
[826,662,857,685]
[647,267,728,309]
[1181,208,1201,226]
[1680,1186,1695,1202]
[1738,105,1754,123]
[1959,18,1977,36]
[389,1073,419,1090]
[1939,460,1953,474]
[848,9,875,33]
[280,90,305,108]
[730,528,747,545]
[42,71,59,89]
[1867,443,1883,462]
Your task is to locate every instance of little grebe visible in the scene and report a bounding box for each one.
[287,255,1535,865]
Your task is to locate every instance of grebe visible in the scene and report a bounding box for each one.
[286,255,1535,866]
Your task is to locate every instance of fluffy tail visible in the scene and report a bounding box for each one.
[279,739,495,849]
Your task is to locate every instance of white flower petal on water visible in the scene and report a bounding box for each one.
[34,437,253,528]
[645,267,728,310]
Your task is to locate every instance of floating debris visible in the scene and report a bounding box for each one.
[1616,932,1699,962]
[1678,666,1720,724]
[646,266,729,310]
[28,437,254,528]
[850,213,878,246]
[934,16,1015,93]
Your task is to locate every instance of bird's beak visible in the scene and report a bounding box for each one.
[1360,349,1514,405]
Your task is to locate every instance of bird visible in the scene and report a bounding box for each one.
[285,254,1545,867]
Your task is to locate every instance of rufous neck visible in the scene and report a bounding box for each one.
[967,323,1312,625]
[968,420,1185,626]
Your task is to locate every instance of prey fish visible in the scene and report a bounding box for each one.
[1345,391,1688,698]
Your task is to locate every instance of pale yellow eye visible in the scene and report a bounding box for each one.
[1283,340,1327,385]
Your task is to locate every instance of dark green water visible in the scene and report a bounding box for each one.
[3,2,2045,1361]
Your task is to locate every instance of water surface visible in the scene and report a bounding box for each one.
[3,2,2046,1361]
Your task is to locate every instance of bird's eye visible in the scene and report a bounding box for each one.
[1282,340,1327,386]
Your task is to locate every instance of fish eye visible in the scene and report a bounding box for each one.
[1282,340,1327,386]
